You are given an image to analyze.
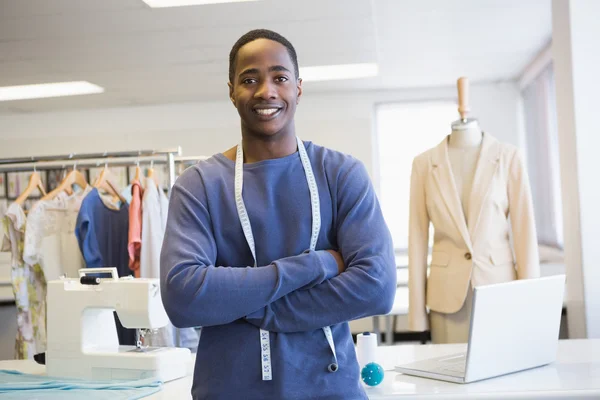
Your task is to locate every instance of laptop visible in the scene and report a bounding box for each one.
[395,275,566,383]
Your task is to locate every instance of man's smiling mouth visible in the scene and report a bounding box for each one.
[252,106,283,118]
[254,108,280,116]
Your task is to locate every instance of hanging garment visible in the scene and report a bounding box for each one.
[23,186,91,281]
[140,178,167,280]
[75,188,135,346]
[2,203,47,359]
[120,184,133,205]
[0,199,8,220]
[128,180,143,278]
[141,178,197,348]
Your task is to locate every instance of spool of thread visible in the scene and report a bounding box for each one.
[80,276,100,285]
[356,332,378,368]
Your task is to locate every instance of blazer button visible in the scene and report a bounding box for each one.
[465,252,472,260]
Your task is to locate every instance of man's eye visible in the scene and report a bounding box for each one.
[275,76,289,83]
[243,78,257,84]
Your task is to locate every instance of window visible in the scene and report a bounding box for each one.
[376,101,457,251]
[521,63,563,248]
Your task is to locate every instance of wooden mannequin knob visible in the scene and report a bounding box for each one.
[457,77,470,120]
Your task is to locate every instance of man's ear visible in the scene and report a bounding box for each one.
[296,78,303,105]
[228,82,236,106]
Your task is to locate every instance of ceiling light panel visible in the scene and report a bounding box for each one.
[0,81,104,102]
[142,0,260,8]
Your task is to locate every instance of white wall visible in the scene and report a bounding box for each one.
[0,81,521,184]
[552,0,600,339]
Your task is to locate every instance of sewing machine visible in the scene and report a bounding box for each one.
[46,268,191,382]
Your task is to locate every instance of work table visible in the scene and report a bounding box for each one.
[1,339,599,399]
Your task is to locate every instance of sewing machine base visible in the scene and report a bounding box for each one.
[47,346,191,382]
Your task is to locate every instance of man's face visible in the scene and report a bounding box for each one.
[229,39,302,139]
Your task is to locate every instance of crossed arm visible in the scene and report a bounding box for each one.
[160,161,396,331]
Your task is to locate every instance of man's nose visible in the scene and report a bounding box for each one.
[254,80,277,100]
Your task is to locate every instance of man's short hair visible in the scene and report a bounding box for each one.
[229,29,299,84]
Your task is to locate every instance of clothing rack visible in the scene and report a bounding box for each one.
[174,155,209,164]
[0,148,181,164]
[172,155,210,176]
[0,147,182,190]
[0,154,205,172]
[0,147,201,349]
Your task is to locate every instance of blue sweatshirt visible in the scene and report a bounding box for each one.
[160,141,396,400]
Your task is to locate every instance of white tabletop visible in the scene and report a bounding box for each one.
[368,339,600,399]
[1,339,598,399]
[0,357,194,399]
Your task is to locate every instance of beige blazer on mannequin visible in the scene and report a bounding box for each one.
[408,132,540,332]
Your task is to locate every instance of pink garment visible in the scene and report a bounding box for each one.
[128,180,143,277]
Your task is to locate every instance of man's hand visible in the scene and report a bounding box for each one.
[326,250,345,274]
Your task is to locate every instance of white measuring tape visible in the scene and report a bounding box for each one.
[235,136,338,381]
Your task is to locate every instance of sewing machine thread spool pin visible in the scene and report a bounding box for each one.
[80,276,100,285]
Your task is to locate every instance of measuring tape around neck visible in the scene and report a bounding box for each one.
[234,136,337,381]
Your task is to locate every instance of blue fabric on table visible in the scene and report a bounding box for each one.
[0,369,161,399]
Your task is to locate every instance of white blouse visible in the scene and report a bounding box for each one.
[24,186,91,281]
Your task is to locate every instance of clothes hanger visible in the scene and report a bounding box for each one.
[62,168,74,196]
[93,162,108,189]
[41,162,88,201]
[94,162,127,204]
[15,165,47,206]
[146,160,159,186]
[133,159,141,183]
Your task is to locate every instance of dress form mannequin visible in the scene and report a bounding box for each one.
[408,77,540,345]
[430,77,481,344]
[448,77,483,221]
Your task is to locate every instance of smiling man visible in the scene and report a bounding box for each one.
[160,29,396,400]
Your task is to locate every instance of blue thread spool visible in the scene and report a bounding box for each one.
[361,362,384,386]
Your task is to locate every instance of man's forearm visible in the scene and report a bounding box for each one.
[245,252,396,333]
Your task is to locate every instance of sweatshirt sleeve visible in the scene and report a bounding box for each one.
[244,160,397,333]
[160,176,340,329]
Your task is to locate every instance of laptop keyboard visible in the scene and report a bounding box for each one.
[396,353,467,379]
[428,354,467,376]
[437,362,465,374]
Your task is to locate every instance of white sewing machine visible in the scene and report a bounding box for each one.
[46,268,191,382]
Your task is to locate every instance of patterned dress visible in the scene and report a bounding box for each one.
[23,187,91,281]
[2,202,47,359]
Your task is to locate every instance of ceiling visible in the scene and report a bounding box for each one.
[0,0,552,114]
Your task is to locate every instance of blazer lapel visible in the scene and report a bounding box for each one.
[467,132,501,241]
[431,137,472,250]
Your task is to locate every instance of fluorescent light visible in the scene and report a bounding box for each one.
[0,81,104,102]
[300,63,379,82]
[142,0,259,7]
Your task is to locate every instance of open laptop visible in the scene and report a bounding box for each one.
[395,275,566,383]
